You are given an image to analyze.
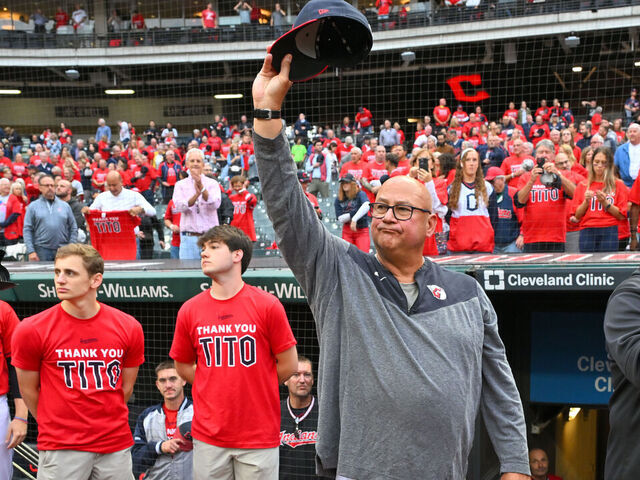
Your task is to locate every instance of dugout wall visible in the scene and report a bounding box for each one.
[4,253,635,479]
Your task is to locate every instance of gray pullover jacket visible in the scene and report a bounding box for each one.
[255,129,530,480]
[604,268,640,480]
[23,196,77,254]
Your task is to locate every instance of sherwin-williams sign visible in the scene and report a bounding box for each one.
[0,270,307,304]
[530,312,611,405]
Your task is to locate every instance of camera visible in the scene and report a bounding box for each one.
[540,171,561,189]
[536,157,546,169]
[521,158,534,172]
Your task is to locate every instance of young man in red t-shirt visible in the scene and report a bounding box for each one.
[170,225,297,479]
[229,176,257,241]
[201,3,218,29]
[12,243,144,479]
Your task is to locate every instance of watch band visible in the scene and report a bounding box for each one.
[253,108,281,120]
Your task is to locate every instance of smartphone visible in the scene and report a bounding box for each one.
[419,157,429,171]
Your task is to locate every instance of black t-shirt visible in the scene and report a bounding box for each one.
[279,397,322,479]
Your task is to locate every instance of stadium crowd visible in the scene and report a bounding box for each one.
[1,92,640,260]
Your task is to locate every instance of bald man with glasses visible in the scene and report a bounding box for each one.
[251,53,530,480]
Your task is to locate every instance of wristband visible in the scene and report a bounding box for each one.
[253,109,281,120]
[13,416,27,424]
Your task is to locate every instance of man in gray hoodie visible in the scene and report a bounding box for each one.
[24,175,77,261]
[251,54,530,480]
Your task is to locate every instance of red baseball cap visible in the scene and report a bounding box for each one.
[485,167,505,181]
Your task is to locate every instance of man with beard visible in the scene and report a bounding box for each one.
[280,356,324,479]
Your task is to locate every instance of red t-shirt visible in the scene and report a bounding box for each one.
[0,302,18,396]
[452,110,469,124]
[627,174,640,207]
[356,109,372,128]
[572,180,628,229]
[229,189,257,241]
[529,124,550,146]
[340,161,369,181]
[500,155,533,189]
[170,285,296,449]
[85,210,141,260]
[163,405,178,439]
[131,164,158,192]
[25,177,39,201]
[571,161,587,178]
[131,13,145,29]
[239,143,254,157]
[363,161,388,202]
[92,168,109,191]
[59,128,72,144]
[161,163,180,187]
[207,136,223,154]
[11,162,28,179]
[534,107,551,121]
[517,173,568,243]
[618,183,631,238]
[503,109,519,121]
[98,141,110,159]
[55,11,69,27]
[202,9,217,28]
[433,106,451,125]
[164,199,181,247]
[11,303,144,453]
[462,121,482,137]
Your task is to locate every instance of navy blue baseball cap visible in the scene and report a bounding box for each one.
[269,0,373,82]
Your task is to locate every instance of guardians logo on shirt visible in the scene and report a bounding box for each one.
[280,430,318,448]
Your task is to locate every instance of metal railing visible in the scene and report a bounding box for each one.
[0,0,637,50]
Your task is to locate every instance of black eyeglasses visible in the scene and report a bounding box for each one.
[369,202,431,221]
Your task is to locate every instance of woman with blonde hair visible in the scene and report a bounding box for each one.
[572,147,627,252]
[334,174,370,252]
[447,148,495,253]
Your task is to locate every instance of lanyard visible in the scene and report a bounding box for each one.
[287,396,315,438]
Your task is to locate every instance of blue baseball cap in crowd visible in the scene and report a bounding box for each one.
[269,0,373,82]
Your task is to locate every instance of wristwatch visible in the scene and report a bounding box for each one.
[253,108,281,120]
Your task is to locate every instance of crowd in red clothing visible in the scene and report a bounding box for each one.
[295,97,639,254]
[2,95,639,257]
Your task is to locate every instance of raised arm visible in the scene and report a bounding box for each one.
[252,54,345,300]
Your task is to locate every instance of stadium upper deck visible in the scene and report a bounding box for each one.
[0,0,638,53]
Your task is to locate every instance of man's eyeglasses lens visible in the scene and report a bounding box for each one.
[370,203,429,220]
